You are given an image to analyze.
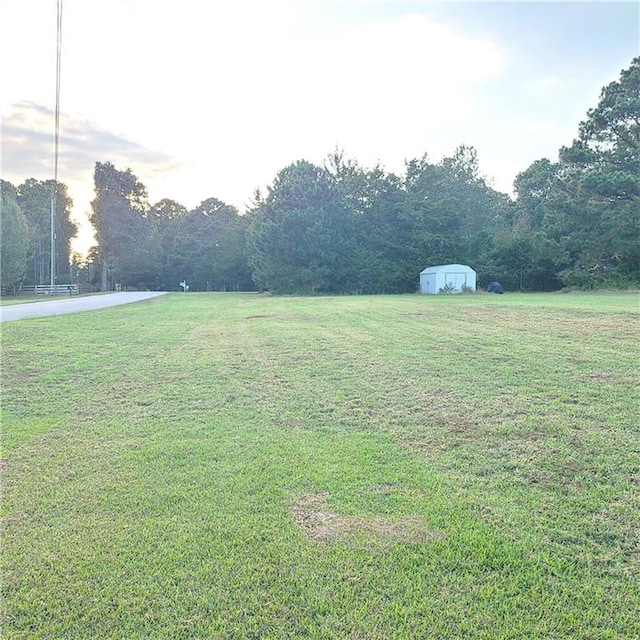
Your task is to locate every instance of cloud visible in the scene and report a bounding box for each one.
[2,102,188,253]
[2,102,185,185]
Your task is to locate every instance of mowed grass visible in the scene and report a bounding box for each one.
[0,293,109,307]
[1,292,638,639]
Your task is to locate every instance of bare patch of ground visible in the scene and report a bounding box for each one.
[291,492,445,543]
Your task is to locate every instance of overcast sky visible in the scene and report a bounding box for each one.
[2,1,638,253]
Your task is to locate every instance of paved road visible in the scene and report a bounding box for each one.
[0,292,169,322]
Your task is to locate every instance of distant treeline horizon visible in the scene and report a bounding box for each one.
[2,57,638,294]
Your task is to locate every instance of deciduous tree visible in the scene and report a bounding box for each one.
[1,181,30,290]
[16,178,76,284]
[89,162,149,290]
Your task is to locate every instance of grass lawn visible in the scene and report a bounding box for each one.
[0,293,107,306]
[0,294,52,306]
[1,292,638,638]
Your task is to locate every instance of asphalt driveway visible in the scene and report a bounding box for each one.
[0,292,169,322]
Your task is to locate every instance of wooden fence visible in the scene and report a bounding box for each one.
[1,284,98,297]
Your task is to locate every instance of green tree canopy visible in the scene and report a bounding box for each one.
[90,162,149,290]
[246,160,354,294]
[326,151,407,293]
[16,178,76,284]
[552,57,640,286]
[1,181,30,289]
[164,198,252,291]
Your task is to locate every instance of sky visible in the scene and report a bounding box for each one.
[2,1,638,254]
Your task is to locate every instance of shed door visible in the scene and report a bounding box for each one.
[444,272,467,290]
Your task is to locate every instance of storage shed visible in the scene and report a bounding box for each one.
[419,264,476,294]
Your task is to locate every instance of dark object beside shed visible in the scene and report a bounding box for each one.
[486,281,504,294]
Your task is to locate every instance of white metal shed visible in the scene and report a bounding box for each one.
[419,264,476,294]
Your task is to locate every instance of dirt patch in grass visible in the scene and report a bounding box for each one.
[291,492,444,543]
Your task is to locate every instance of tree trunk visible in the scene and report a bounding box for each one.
[101,256,109,291]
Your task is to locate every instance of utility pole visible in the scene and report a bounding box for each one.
[50,193,56,291]
[51,0,63,292]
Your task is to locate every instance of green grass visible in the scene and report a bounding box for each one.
[0,292,107,306]
[0,294,49,306]
[2,292,639,639]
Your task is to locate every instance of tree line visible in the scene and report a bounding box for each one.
[2,57,637,294]
[1,179,76,290]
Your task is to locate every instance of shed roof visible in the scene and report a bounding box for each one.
[419,263,475,275]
